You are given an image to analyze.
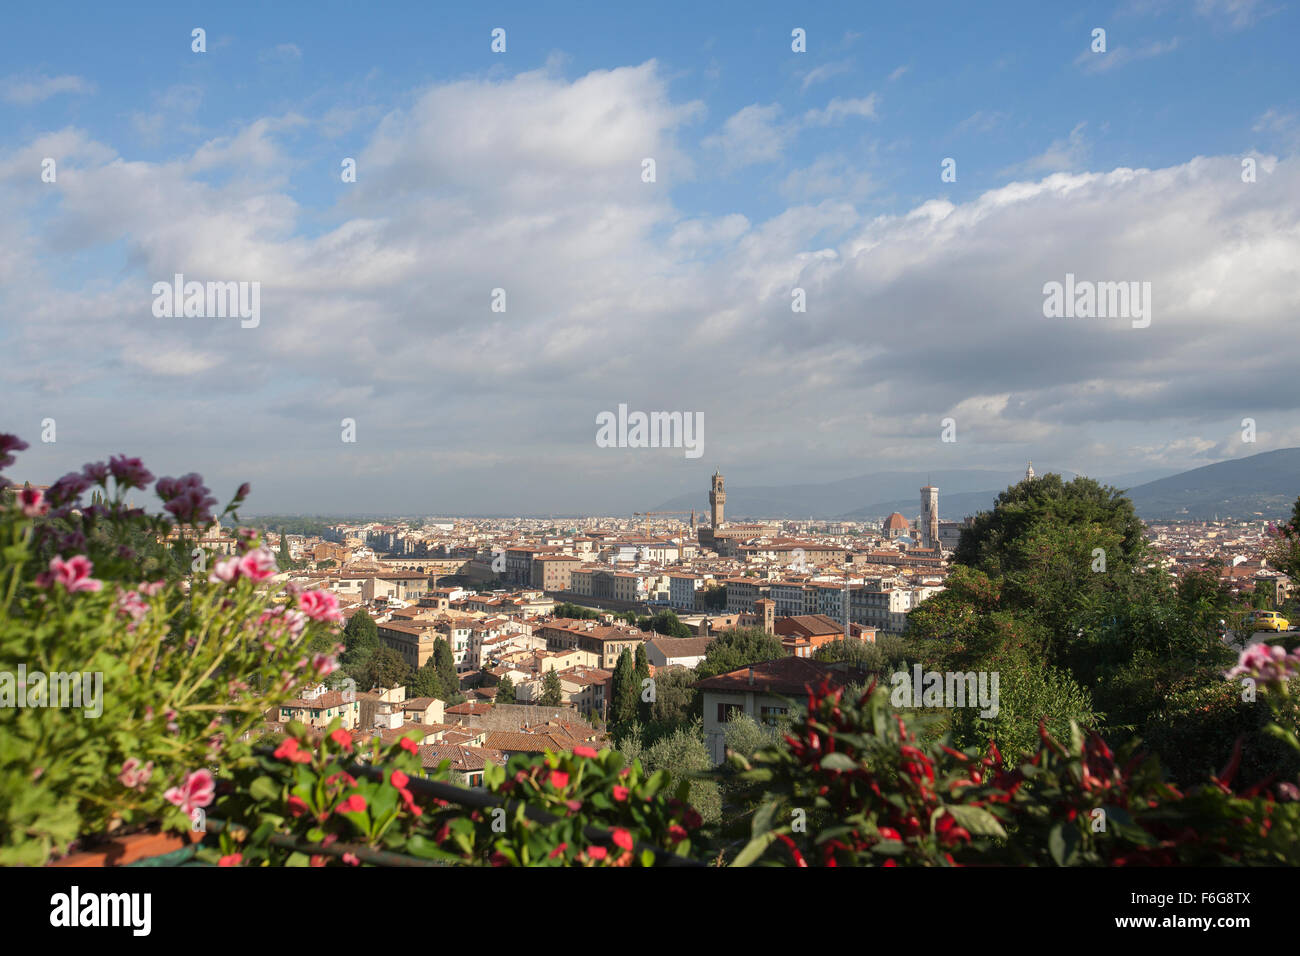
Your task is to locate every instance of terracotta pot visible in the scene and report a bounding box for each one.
[47,828,203,867]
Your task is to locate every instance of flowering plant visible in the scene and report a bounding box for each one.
[724,676,1300,866]
[205,721,705,867]
[0,435,343,865]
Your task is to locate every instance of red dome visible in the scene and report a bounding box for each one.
[884,512,909,530]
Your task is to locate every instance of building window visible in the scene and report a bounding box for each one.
[760,706,788,727]
[716,702,743,723]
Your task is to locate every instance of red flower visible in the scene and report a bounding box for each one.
[286,795,309,817]
[390,770,409,789]
[612,828,633,851]
[586,846,608,861]
[574,745,599,758]
[549,843,568,859]
[342,852,360,866]
[667,824,688,844]
[218,853,242,867]
[612,784,630,802]
[549,770,570,789]
[683,808,703,830]
[329,728,354,752]
[273,738,312,764]
[877,827,901,841]
[338,794,367,814]
[399,736,419,754]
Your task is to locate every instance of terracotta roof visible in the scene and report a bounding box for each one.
[694,657,871,696]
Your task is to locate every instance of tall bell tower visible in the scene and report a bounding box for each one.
[709,472,726,528]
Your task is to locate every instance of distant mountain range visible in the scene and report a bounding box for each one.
[650,449,1300,522]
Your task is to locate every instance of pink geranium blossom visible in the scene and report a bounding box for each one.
[118,758,154,790]
[208,557,240,584]
[299,589,343,623]
[36,555,102,593]
[1225,643,1300,687]
[164,769,215,816]
[18,487,47,517]
[237,548,278,581]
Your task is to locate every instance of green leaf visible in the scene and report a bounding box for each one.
[820,752,859,772]
[248,775,279,802]
[752,800,779,838]
[1049,822,1079,866]
[944,804,1007,839]
[732,829,785,868]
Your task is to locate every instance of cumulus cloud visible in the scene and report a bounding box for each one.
[2,60,1298,511]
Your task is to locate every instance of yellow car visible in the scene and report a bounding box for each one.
[1249,611,1290,632]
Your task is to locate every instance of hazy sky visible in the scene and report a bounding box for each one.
[2,1,1298,514]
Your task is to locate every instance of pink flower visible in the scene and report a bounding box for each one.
[611,828,633,851]
[612,785,629,802]
[573,745,598,759]
[1226,644,1299,687]
[548,770,570,789]
[163,769,215,816]
[299,589,343,623]
[218,853,242,867]
[116,759,142,790]
[18,487,47,517]
[138,580,165,597]
[116,589,149,623]
[311,653,339,677]
[237,548,278,581]
[342,852,360,866]
[209,558,240,584]
[38,555,102,593]
[586,846,607,861]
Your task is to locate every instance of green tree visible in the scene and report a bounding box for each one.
[956,473,1147,577]
[634,644,652,722]
[410,659,445,699]
[496,675,516,705]
[647,666,699,731]
[431,638,458,701]
[364,645,411,691]
[642,719,721,825]
[340,609,379,683]
[610,650,638,725]
[539,669,563,707]
[695,627,784,681]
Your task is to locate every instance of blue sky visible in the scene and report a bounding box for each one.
[1,0,1298,514]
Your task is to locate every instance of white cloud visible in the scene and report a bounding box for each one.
[803,95,879,126]
[1,74,93,105]
[1075,37,1180,74]
[3,61,1300,510]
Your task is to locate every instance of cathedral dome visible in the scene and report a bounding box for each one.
[884,512,909,531]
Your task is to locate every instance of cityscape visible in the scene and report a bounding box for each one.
[1,0,1298,920]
